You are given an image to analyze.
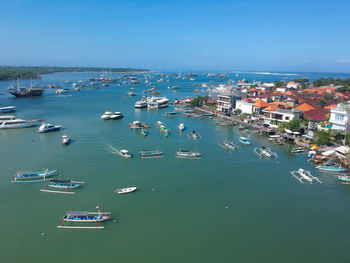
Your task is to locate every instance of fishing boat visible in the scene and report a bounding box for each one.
[176,149,201,159]
[139,150,163,158]
[58,208,111,229]
[40,179,85,195]
[290,168,322,184]
[165,111,180,117]
[0,106,16,114]
[217,120,236,126]
[178,123,185,131]
[219,140,239,151]
[316,164,346,172]
[337,175,350,184]
[0,118,42,129]
[115,187,137,194]
[254,146,278,158]
[12,169,57,183]
[291,147,305,153]
[187,131,201,140]
[38,123,61,133]
[62,135,70,145]
[129,120,148,129]
[141,129,148,136]
[239,137,251,145]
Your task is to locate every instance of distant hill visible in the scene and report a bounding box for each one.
[0,66,150,81]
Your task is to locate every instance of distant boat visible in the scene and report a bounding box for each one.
[115,187,137,194]
[139,150,163,158]
[38,123,61,133]
[165,111,180,117]
[176,149,201,159]
[141,129,148,136]
[62,135,70,145]
[101,110,123,120]
[239,137,251,145]
[119,149,132,158]
[178,123,185,131]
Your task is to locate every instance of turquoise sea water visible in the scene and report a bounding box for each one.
[1,72,350,263]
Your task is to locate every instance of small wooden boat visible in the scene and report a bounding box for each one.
[291,147,304,153]
[12,169,56,183]
[115,187,137,194]
[290,168,322,184]
[62,135,70,145]
[239,137,251,145]
[40,179,85,195]
[219,140,238,151]
[176,149,201,159]
[239,124,249,130]
[316,165,346,172]
[165,111,180,117]
[139,150,163,158]
[141,129,148,136]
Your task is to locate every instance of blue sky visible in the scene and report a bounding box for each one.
[0,0,350,72]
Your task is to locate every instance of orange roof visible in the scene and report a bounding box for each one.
[335,93,346,97]
[249,88,257,92]
[264,105,279,111]
[285,91,293,95]
[294,103,315,111]
[270,101,288,106]
[254,99,269,108]
[288,81,295,84]
[324,104,337,110]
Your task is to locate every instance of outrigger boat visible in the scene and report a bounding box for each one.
[316,164,346,172]
[337,175,350,185]
[239,137,251,145]
[291,147,305,153]
[40,179,85,195]
[57,208,111,229]
[254,146,278,158]
[290,168,322,184]
[176,149,201,159]
[187,131,201,140]
[165,111,180,117]
[139,150,163,158]
[115,187,137,194]
[12,169,56,183]
[219,140,239,151]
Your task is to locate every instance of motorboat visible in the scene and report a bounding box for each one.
[115,187,137,194]
[101,110,123,120]
[176,149,201,159]
[12,169,57,183]
[129,120,148,129]
[38,123,61,133]
[0,106,16,114]
[0,118,42,129]
[62,135,70,145]
[134,100,147,108]
[120,149,132,158]
[178,123,185,131]
[239,137,251,145]
[291,147,304,153]
[0,115,16,121]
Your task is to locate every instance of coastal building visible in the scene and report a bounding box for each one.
[235,100,255,114]
[329,103,350,131]
[262,109,302,124]
[276,86,289,93]
[214,87,243,114]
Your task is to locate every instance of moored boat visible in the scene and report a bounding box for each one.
[290,168,322,184]
[12,169,57,183]
[0,119,42,129]
[239,137,251,145]
[291,147,305,153]
[176,149,201,159]
[139,150,163,158]
[0,106,16,114]
[38,123,61,133]
[165,111,180,117]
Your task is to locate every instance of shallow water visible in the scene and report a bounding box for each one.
[0,72,350,263]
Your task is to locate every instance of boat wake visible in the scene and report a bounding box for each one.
[106,143,122,156]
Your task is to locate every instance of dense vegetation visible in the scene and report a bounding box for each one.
[0,66,149,81]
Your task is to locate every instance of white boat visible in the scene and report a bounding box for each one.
[134,100,147,108]
[62,135,70,145]
[254,146,278,158]
[176,149,201,159]
[178,123,185,131]
[56,89,69,94]
[120,149,132,158]
[239,137,251,145]
[290,168,322,184]
[101,110,123,120]
[115,187,137,194]
[147,96,169,109]
[38,123,61,133]
[0,115,16,121]
[0,106,16,114]
[0,119,42,129]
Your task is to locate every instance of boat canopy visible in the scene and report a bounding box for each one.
[322,150,335,156]
[66,211,89,217]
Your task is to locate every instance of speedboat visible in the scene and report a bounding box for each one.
[0,106,16,114]
[38,123,61,133]
[239,137,251,145]
[176,149,201,159]
[0,118,42,129]
[115,187,137,194]
[120,149,132,158]
[110,112,123,119]
[134,100,147,108]
[178,123,185,131]
[101,110,113,120]
[62,135,70,145]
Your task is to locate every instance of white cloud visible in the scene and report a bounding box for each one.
[337,59,350,63]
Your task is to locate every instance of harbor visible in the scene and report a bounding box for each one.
[1,71,350,262]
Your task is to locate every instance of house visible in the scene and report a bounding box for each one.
[262,109,302,124]
[304,108,329,122]
[276,86,289,93]
[253,99,269,114]
[329,103,350,131]
[287,81,300,89]
[235,100,255,114]
[294,103,315,112]
[285,97,298,107]
[216,94,241,114]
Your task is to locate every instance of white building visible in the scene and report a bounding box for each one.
[276,86,289,93]
[329,103,350,131]
[235,100,254,114]
[216,95,233,114]
[262,109,302,123]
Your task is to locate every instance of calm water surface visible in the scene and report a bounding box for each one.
[0,72,350,263]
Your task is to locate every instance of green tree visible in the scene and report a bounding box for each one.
[286,119,301,132]
[234,109,242,115]
[318,99,327,107]
[316,130,331,145]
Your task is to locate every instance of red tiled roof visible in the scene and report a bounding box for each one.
[264,105,279,111]
[254,99,269,108]
[304,108,329,121]
[294,103,315,111]
[324,104,337,110]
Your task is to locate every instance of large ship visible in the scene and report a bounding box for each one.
[8,83,44,98]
